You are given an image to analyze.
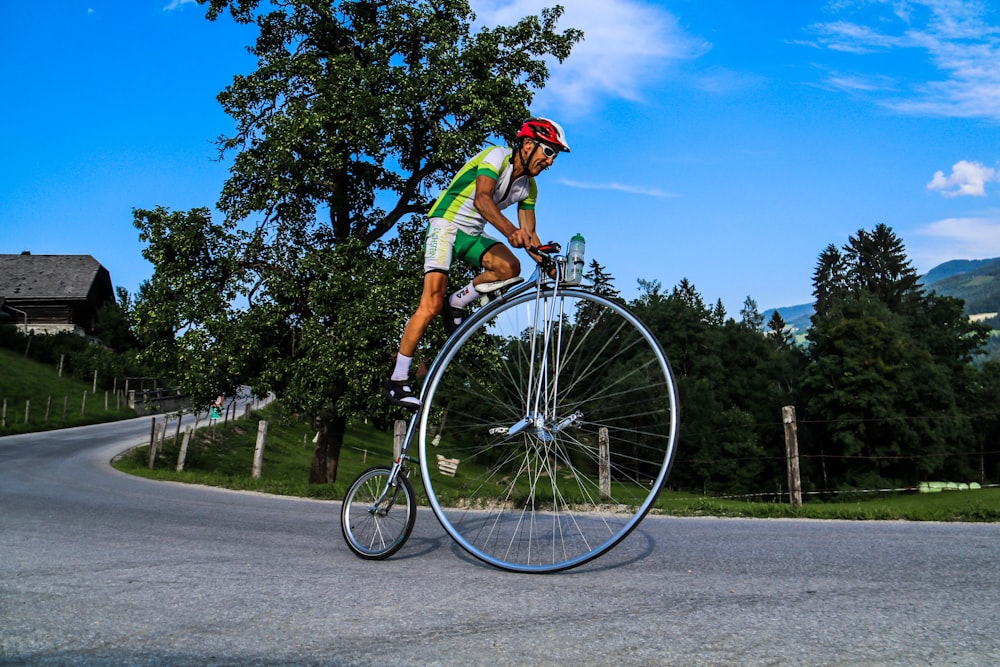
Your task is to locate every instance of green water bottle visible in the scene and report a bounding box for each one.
[565,233,585,285]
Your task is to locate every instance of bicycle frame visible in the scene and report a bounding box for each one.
[344,243,679,571]
[375,249,574,497]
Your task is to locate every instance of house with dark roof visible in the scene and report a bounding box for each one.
[0,252,115,336]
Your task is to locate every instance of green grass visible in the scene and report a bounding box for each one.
[0,348,136,434]
[650,489,1000,521]
[113,405,1000,522]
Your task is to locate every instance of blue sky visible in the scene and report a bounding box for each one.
[2,0,999,316]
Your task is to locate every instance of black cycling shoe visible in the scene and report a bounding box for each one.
[441,299,463,336]
[382,379,421,410]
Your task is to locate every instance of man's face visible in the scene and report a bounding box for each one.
[521,139,559,176]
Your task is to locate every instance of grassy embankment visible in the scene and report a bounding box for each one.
[113,404,1000,522]
[0,347,136,435]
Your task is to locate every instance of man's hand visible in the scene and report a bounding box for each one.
[507,227,533,249]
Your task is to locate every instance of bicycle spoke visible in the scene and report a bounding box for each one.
[419,287,678,573]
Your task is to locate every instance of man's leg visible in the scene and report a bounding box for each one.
[398,271,448,359]
[475,244,520,287]
[385,271,448,409]
[448,242,523,314]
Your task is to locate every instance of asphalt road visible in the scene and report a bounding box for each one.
[2,415,999,666]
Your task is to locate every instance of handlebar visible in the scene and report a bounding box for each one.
[530,242,562,256]
[526,242,563,280]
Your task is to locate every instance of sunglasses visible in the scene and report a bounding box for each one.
[534,141,559,160]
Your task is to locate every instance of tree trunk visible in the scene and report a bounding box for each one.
[309,412,347,484]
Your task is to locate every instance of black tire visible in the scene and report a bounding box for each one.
[341,466,416,560]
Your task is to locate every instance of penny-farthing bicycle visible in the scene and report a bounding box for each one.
[341,243,679,573]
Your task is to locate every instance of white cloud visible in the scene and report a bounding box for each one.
[558,178,677,198]
[163,0,197,10]
[470,0,709,116]
[807,0,1000,120]
[822,71,898,93]
[910,214,1000,269]
[927,160,998,197]
[808,19,909,54]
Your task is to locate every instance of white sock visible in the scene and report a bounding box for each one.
[450,281,479,309]
[391,353,413,382]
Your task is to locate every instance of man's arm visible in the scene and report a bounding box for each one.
[517,208,540,248]
[473,175,534,248]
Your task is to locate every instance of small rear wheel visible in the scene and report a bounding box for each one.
[341,466,416,560]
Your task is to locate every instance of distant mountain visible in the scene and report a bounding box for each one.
[763,257,1000,335]
[925,258,1000,316]
[923,258,1000,285]
[761,302,814,333]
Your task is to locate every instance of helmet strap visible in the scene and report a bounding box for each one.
[502,140,537,201]
[518,139,540,169]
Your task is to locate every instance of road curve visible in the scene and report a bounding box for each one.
[2,417,999,666]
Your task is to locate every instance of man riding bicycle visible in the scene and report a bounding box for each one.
[384,117,571,409]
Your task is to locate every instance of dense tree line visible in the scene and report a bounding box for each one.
[621,277,806,495]
[623,223,1000,495]
[799,224,998,492]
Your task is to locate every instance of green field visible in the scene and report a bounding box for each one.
[0,348,136,434]
[113,405,1000,522]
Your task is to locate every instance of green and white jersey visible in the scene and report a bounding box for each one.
[428,146,537,234]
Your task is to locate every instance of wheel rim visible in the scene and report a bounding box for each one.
[418,288,678,572]
[342,468,414,559]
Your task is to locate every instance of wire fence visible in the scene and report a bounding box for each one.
[668,406,1000,501]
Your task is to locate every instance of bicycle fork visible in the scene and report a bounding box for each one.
[504,280,584,440]
[369,413,419,515]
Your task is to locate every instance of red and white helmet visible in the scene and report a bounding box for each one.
[517,117,570,153]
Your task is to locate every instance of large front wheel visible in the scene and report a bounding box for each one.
[418,287,679,573]
[341,466,416,560]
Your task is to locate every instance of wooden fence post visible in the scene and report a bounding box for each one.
[782,405,802,508]
[393,420,406,461]
[148,417,158,469]
[251,420,268,479]
[176,426,192,472]
[159,414,168,453]
[599,427,611,499]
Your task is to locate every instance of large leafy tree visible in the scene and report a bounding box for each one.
[134,0,581,482]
